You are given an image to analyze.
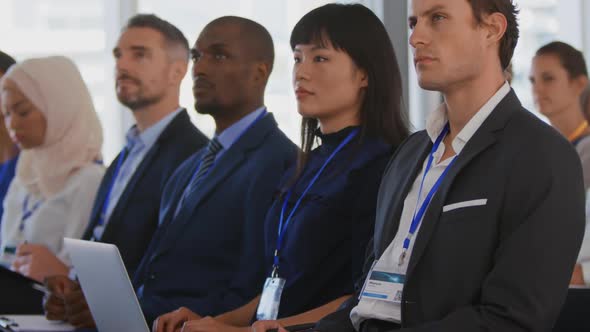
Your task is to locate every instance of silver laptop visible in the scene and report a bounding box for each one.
[64,238,150,332]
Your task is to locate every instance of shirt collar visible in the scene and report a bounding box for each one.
[216,106,266,151]
[426,81,510,155]
[125,107,183,150]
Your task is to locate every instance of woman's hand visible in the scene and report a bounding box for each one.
[252,320,288,332]
[153,307,202,332]
[12,244,68,282]
[180,316,252,332]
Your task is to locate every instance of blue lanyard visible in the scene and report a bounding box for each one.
[97,145,131,226]
[272,128,359,276]
[20,194,43,232]
[398,123,457,266]
[184,110,268,189]
[0,156,17,182]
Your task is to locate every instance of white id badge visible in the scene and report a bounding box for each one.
[360,269,406,304]
[256,277,286,320]
[0,246,17,267]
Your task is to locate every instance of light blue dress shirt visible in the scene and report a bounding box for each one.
[169,106,267,219]
[214,106,267,160]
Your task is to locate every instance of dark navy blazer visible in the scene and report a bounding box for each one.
[82,110,208,277]
[133,113,297,324]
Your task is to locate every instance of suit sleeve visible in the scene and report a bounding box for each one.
[575,138,590,190]
[314,236,376,332]
[348,155,390,290]
[395,140,586,331]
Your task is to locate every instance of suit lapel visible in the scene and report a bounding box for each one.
[150,113,278,260]
[148,150,245,260]
[99,110,191,241]
[100,143,161,240]
[175,149,245,226]
[405,130,497,278]
[375,137,431,257]
[83,159,120,239]
[404,90,519,279]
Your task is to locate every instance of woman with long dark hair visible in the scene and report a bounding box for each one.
[153,4,409,331]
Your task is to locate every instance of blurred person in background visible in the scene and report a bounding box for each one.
[530,41,590,189]
[0,56,104,283]
[531,41,590,289]
[0,51,19,222]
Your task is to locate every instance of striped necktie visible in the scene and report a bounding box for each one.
[174,138,223,217]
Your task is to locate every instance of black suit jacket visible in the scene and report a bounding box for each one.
[82,109,208,277]
[317,90,586,331]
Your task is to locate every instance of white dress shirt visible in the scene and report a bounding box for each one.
[350,82,510,329]
[0,163,104,266]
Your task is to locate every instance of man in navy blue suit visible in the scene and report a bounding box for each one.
[87,13,209,278]
[46,16,296,328]
[41,14,208,326]
[131,16,297,325]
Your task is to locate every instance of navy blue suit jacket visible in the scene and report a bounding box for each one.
[133,113,297,324]
[82,110,208,277]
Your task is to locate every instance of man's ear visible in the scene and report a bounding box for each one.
[170,60,188,85]
[254,62,271,86]
[482,12,508,47]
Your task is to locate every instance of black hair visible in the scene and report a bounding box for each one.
[290,3,408,172]
[0,51,16,74]
[205,16,275,73]
[536,41,588,79]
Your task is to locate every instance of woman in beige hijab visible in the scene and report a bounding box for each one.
[0,56,104,282]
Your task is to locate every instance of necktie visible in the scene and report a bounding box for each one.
[174,138,223,217]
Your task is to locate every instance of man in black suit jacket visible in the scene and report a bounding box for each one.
[41,14,207,325]
[268,0,584,331]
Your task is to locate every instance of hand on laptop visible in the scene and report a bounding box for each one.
[153,306,201,332]
[178,316,255,332]
[43,275,96,328]
[44,275,71,321]
[64,281,95,328]
[13,244,69,282]
[252,320,288,332]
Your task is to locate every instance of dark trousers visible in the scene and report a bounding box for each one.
[0,270,44,314]
[553,288,590,332]
[360,319,401,332]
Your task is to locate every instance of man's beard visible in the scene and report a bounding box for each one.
[119,90,164,111]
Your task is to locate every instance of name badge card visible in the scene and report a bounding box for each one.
[256,277,286,320]
[360,269,405,304]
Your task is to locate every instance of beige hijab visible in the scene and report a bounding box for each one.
[0,56,103,198]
